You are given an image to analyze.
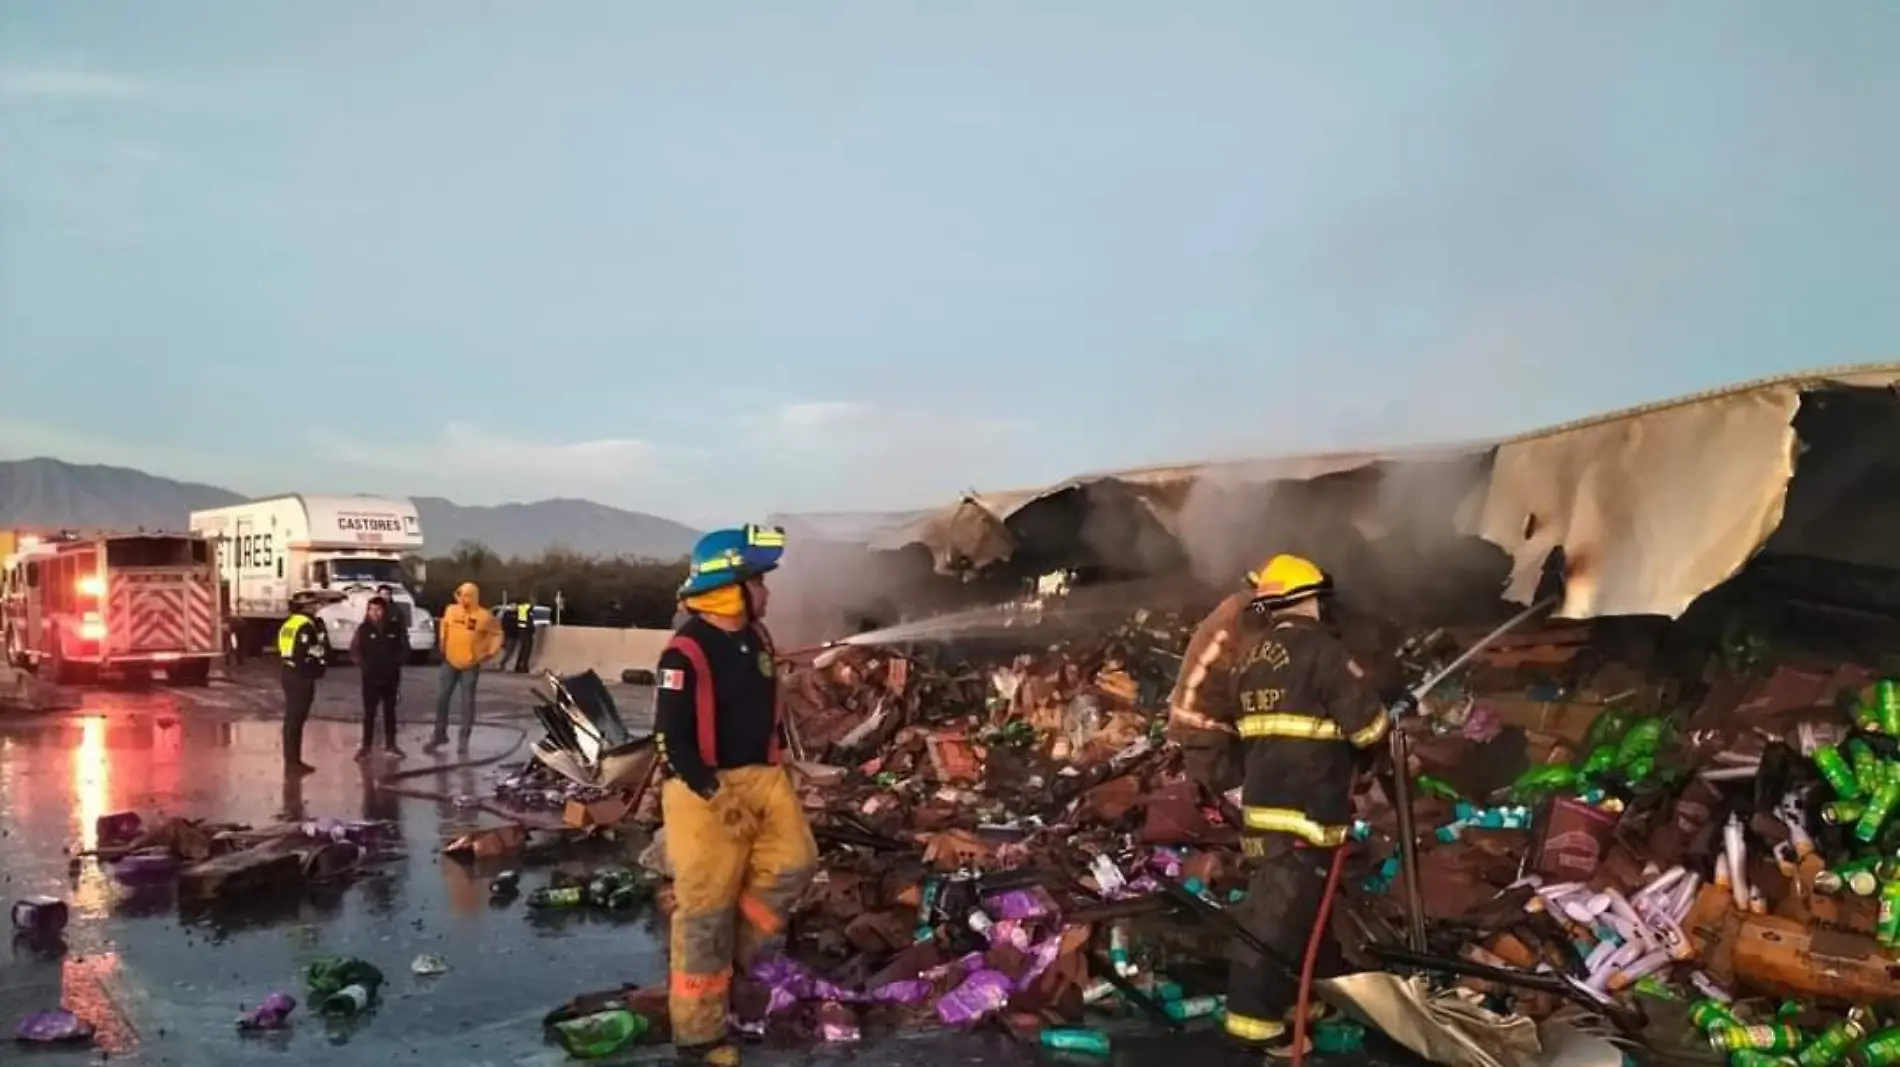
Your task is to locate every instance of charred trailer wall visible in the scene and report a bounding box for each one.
[1667,385,1900,666]
[996,456,1519,630]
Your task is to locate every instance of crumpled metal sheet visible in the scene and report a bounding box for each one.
[837,364,1900,618]
[1319,972,1539,1067]
[1318,972,1619,1067]
[528,669,656,788]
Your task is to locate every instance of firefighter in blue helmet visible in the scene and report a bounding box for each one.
[656,525,816,1067]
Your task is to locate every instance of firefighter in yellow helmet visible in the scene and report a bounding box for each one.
[1215,554,1389,1058]
[655,525,815,1067]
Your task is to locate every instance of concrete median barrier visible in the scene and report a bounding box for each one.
[529,625,672,680]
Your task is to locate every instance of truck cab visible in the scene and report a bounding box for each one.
[306,555,423,658]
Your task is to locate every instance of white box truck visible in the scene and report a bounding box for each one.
[189,495,428,663]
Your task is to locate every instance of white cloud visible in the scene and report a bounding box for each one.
[770,401,875,434]
[312,421,672,503]
[308,405,1028,521]
[740,399,1029,513]
[1,402,1034,528]
[0,68,152,100]
[0,418,256,487]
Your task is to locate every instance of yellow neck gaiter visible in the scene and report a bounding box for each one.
[682,585,746,619]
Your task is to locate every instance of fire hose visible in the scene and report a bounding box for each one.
[1291,594,1560,1062]
[375,721,530,812]
[1292,844,1350,1067]
[1388,594,1559,952]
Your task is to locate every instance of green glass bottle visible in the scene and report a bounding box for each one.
[1709,1025,1803,1053]
[1040,1028,1112,1056]
[1823,801,1866,827]
[1691,999,1741,1031]
[552,1009,647,1059]
[1878,879,1900,947]
[1878,679,1900,737]
[527,885,586,908]
[1814,746,1861,800]
[1847,1029,1900,1067]
[1856,778,1900,843]
[1848,741,1883,792]
[1796,1015,1867,1067]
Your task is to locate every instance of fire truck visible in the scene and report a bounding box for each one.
[0,531,223,686]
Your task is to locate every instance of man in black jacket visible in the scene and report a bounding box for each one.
[350,596,410,761]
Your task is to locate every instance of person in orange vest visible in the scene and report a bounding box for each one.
[654,525,814,1067]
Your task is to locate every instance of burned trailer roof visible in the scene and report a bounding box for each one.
[868,363,1900,621]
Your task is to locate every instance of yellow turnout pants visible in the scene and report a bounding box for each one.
[662,765,817,1047]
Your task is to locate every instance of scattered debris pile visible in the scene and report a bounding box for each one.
[481,608,1900,1064]
[80,811,398,899]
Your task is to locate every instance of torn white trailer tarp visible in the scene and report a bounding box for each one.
[1474,366,1900,618]
[868,363,1900,620]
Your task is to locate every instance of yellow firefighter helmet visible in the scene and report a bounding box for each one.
[1246,554,1333,610]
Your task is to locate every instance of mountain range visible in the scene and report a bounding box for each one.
[0,457,700,560]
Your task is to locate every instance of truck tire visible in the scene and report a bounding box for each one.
[241,619,267,659]
[168,659,212,687]
[45,641,94,686]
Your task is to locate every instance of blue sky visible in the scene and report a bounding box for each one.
[1,2,1895,527]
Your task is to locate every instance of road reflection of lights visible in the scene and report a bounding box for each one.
[73,715,110,918]
[62,952,135,1054]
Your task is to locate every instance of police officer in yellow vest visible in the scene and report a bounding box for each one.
[278,591,333,776]
[511,597,536,673]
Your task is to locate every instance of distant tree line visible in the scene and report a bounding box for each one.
[412,541,688,628]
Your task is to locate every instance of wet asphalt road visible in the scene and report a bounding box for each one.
[0,665,1308,1066]
[0,664,673,1065]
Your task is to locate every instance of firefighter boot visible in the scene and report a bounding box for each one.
[674,1043,741,1067]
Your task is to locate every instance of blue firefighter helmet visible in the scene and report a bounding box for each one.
[679,524,787,598]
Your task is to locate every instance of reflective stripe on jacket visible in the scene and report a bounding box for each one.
[278,614,310,660]
[1229,614,1385,847]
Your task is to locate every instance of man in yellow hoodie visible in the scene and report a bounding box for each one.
[427,581,502,756]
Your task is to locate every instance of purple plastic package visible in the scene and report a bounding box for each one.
[984,889,1051,921]
[988,918,1034,951]
[108,853,180,885]
[934,969,1013,1026]
[16,1009,95,1044]
[868,979,932,1005]
[750,954,866,1012]
[237,992,297,1032]
[817,1003,862,1042]
[1013,935,1064,991]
